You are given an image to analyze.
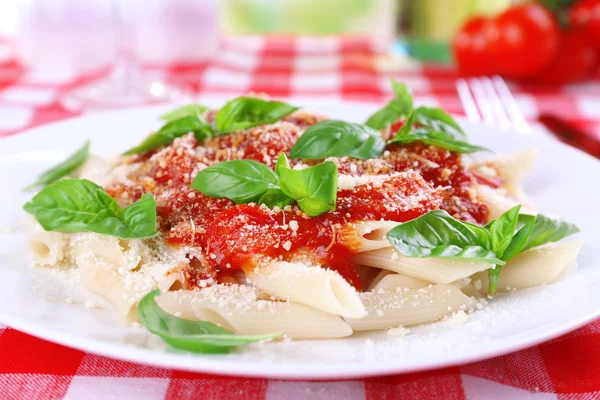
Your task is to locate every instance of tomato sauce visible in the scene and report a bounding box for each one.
[105,112,490,291]
[163,170,441,290]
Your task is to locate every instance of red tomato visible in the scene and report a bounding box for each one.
[535,27,598,85]
[569,0,600,50]
[453,16,494,76]
[484,3,560,79]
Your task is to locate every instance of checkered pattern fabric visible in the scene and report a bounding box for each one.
[1,36,600,399]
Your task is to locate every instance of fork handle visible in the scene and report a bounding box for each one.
[538,114,600,159]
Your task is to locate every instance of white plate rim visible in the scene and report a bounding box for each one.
[1,299,599,380]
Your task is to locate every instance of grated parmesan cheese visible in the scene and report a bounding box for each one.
[84,300,97,309]
[387,326,411,337]
[337,173,403,191]
[448,310,469,325]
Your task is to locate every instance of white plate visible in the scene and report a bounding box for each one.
[1,99,600,380]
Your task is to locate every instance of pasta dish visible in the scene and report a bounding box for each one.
[22,81,582,353]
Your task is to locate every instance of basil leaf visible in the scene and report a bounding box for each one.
[487,215,535,296]
[487,267,501,296]
[499,215,535,262]
[279,161,338,217]
[365,79,413,129]
[487,212,578,296]
[395,110,416,137]
[216,97,299,134]
[24,141,90,191]
[486,206,523,296]
[89,193,157,239]
[523,214,580,251]
[290,120,386,160]
[23,179,108,233]
[160,104,210,122]
[414,106,465,139]
[390,128,489,154]
[124,115,213,155]
[190,160,279,204]
[489,206,521,257]
[137,290,282,354]
[23,179,157,239]
[386,210,504,265]
[190,156,338,215]
[275,153,290,176]
[258,189,295,209]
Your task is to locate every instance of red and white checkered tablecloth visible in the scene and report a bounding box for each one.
[1,36,600,399]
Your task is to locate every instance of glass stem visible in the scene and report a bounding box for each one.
[109,0,138,86]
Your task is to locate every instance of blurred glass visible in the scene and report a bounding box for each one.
[15,0,219,107]
[62,0,182,108]
[403,0,511,63]
[17,0,115,77]
[133,0,218,65]
[220,0,397,39]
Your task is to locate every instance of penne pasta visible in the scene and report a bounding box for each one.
[345,283,476,330]
[354,247,493,284]
[246,261,366,319]
[356,264,385,292]
[156,287,353,339]
[71,233,140,267]
[472,241,583,293]
[29,231,68,267]
[76,155,111,186]
[471,148,537,186]
[70,233,191,321]
[340,221,398,253]
[77,257,139,321]
[469,148,538,215]
[476,185,535,222]
[368,271,431,292]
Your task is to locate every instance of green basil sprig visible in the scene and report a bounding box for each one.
[486,212,580,294]
[365,79,413,129]
[137,290,282,354]
[190,154,338,217]
[124,114,214,155]
[391,128,488,153]
[290,120,386,160]
[24,141,90,191]
[364,79,464,136]
[279,159,338,216]
[390,111,488,154]
[160,104,210,122]
[258,188,295,209]
[190,159,280,204]
[362,79,486,154]
[386,206,579,295]
[23,179,157,239]
[288,79,483,160]
[521,214,580,252]
[413,106,466,139]
[215,97,299,134]
[386,209,505,265]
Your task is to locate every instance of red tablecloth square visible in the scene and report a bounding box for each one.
[0,330,84,375]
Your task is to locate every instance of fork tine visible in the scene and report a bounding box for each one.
[491,75,531,134]
[467,78,497,127]
[480,76,512,129]
[456,78,481,123]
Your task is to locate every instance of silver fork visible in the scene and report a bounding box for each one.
[456,75,531,134]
